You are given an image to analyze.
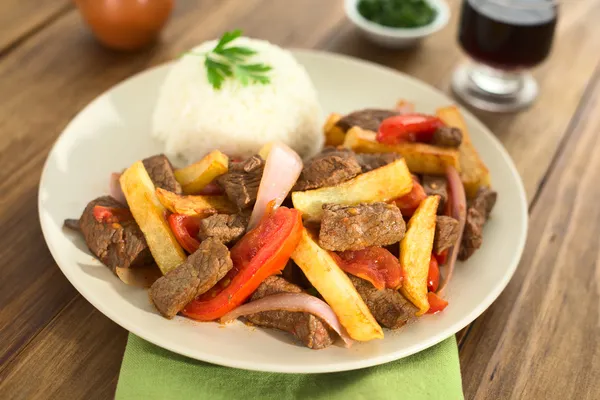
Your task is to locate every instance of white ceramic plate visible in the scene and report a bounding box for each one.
[39,50,527,373]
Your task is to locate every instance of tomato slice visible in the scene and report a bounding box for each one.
[332,247,402,290]
[435,249,449,266]
[427,254,440,292]
[182,206,303,321]
[93,205,133,224]
[196,181,224,196]
[426,292,448,314]
[393,176,427,217]
[168,214,202,254]
[377,114,444,145]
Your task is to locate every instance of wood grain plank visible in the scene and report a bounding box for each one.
[0,0,71,54]
[325,0,600,202]
[459,68,600,400]
[0,298,128,400]
[0,0,346,396]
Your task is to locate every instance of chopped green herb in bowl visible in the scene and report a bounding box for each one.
[358,0,437,29]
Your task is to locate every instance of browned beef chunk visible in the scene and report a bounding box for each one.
[319,203,405,251]
[245,276,335,349]
[431,127,462,148]
[422,175,448,214]
[349,275,417,329]
[458,187,498,260]
[335,109,399,132]
[356,152,402,173]
[217,155,264,209]
[142,154,182,194]
[293,149,362,191]
[197,213,248,244]
[63,219,80,231]
[434,216,460,254]
[458,208,485,260]
[471,187,497,219]
[76,196,152,271]
[150,238,233,318]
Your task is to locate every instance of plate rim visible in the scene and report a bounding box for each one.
[38,48,528,373]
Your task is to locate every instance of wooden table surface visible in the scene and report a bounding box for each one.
[1,1,598,399]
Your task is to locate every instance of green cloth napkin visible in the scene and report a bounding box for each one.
[116,334,463,400]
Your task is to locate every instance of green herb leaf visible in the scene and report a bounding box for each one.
[201,30,272,90]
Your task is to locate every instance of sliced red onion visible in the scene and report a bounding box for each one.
[247,142,303,230]
[220,293,353,348]
[437,165,467,295]
[110,172,127,204]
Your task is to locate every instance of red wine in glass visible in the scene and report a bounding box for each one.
[452,0,559,112]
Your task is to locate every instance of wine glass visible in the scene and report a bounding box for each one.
[452,0,558,112]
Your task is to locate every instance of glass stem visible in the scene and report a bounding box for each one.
[468,63,525,97]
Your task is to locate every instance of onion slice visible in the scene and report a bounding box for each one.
[247,142,303,230]
[110,172,127,204]
[220,293,353,348]
[437,165,467,295]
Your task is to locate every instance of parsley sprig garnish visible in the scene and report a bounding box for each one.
[188,30,272,90]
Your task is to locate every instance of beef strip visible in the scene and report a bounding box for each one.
[63,219,80,231]
[471,187,497,219]
[430,127,462,148]
[142,154,182,194]
[150,238,233,318]
[217,155,264,209]
[349,275,417,329]
[245,276,335,349]
[319,202,406,251]
[197,213,248,244]
[422,175,448,214]
[434,216,460,254]
[335,109,399,132]
[76,196,152,271]
[458,187,498,260]
[356,152,402,173]
[293,149,362,191]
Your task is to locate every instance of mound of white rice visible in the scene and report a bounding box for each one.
[152,37,323,165]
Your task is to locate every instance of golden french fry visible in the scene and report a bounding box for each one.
[292,158,413,221]
[291,227,384,341]
[156,188,236,216]
[399,195,439,315]
[343,127,460,175]
[120,161,186,274]
[436,106,491,198]
[323,113,346,146]
[174,150,228,194]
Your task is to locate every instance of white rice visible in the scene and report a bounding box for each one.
[152,37,323,165]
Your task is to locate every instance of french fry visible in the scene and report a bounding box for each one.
[174,150,228,194]
[291,227,384,341]
[399,195,439,315]
[436,106,491,198]
[120,161,186,274]
[343,127,460,175]
[292,158,413,221]
[258,142,273,160]
[156,188,236,216]
[323,113,346,146]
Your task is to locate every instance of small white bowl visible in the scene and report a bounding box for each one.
[344,0,450,48]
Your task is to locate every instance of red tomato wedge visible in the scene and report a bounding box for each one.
[377,114,445,145]
[168,214,202,254]
[426,292,448,314]
[435,249,449,266]
[393,176,427,217]
[427,254,440,292]
[182,206,303,321]
[93,205,133,224]
[331,247,402,290]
